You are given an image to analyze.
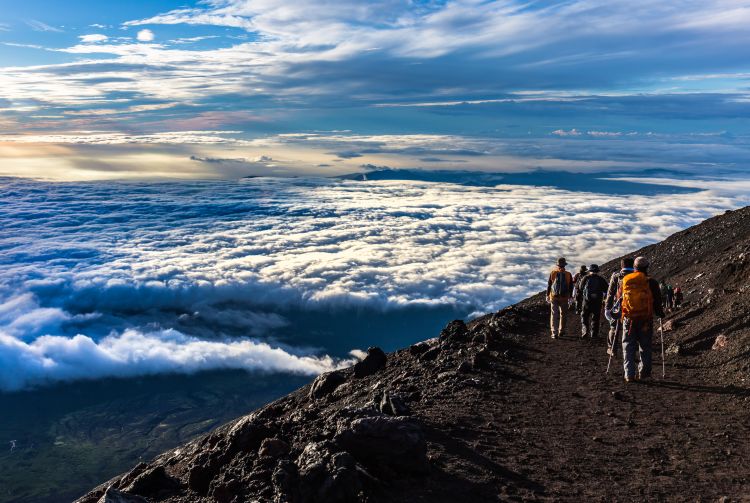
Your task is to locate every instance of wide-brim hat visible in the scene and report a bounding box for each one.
[557,257,567,266]
[589,264,600,273]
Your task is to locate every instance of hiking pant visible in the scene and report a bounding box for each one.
[622,318,653,379]
[581,300,602,338]
[608,319,621,354]
[550,297,568,337]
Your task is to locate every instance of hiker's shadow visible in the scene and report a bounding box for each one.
[644,379,750,397]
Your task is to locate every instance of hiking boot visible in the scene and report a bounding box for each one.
[606,347,615,356]
[637,374,651,382]
[624,376,636,383]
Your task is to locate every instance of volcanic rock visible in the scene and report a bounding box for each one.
[353,347,387,378]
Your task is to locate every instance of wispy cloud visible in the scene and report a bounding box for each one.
[25,19,63,33]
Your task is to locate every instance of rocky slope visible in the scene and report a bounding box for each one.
[77,206,750,503]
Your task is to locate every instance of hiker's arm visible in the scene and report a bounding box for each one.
[567,272,574,297]
[576,277,586,304]
[604,274,616,310]
[546,273,552,298]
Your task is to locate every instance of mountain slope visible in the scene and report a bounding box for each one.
[77,206,750,502]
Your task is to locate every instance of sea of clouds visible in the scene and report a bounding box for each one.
[1,175,747,391]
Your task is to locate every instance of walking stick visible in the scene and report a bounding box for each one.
[606,319,620,375]
[659,318,666,378]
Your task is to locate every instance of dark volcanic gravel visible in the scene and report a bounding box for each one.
[77,207,750,503]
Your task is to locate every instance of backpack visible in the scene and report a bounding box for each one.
[550,270,571,298]
[583,274,607,303]
[620,272,653,320]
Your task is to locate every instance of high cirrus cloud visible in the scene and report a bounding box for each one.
[1,176,748,390]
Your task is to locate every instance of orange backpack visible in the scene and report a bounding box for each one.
[620,271,653,320]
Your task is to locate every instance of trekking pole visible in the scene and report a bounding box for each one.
[606,320,619,375]
[659,318,666,379]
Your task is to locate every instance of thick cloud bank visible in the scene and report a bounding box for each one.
[1,176,747,390]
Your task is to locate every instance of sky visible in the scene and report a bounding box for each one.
[0,0,749,179]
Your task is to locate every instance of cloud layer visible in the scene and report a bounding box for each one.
[1,176,748,390]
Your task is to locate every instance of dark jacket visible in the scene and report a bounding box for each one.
[577,272,608,307]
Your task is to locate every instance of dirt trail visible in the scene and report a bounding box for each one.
[478,305,750,501]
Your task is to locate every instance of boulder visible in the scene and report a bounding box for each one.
[259,438,291,459]
[353,347,387,378]
[408,342,429,356]
[378,391,410,416]
[123,466,176,496]
[296,441,366,503]
[419,347,440,362]
[439,320,468,346]
[310,370,347,399]
[712,334,728,350]
[334,416,428,474]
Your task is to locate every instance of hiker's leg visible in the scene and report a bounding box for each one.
[591,302,602,338]
[621,319,637,379]
[638,320,654,378]
[550,299,559,337]
[580,306,589,337]
[608,321,618,354]
[559,300,569,335]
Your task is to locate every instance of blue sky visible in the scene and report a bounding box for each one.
[0,0,749,179]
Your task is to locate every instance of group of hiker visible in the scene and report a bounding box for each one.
[546,256,678,383]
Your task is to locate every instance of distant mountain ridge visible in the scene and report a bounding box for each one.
[76,206,750,502]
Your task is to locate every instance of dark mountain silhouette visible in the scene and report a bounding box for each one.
[77,206,750,503]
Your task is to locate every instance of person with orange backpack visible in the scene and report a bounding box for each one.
[620,256,665,382]
[546,257,574,339]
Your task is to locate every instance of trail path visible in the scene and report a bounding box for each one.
[449,304,750,501]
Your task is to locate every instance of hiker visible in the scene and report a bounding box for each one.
[620,256,664,382]
[546,257,574,339]
[665,283,674,312]
[577,264,608,338]
[659,280,670,311]
[604,257,635,356]
[674,286,683,309]
[572,265,588,314]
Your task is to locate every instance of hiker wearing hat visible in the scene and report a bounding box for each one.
[546,257,574,339]
[572,265,588,315]
[604,257,635,356]
[576,264,608,338]
[620,256,664,382]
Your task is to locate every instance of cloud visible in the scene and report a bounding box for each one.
[0,327,351,392]
[79,34,109,44]
[552,129,583,137]
[136,29,155,42]
[1,175,748,390]
[25,19,63,32]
